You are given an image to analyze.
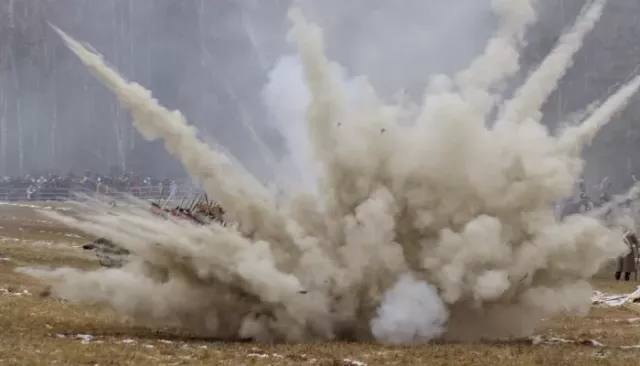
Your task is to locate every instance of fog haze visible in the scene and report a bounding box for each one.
[0,0,639,193]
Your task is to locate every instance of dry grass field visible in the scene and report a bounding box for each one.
[2,202,640,365]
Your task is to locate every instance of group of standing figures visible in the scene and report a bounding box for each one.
[616,232,639,281]
[560,180,640,281]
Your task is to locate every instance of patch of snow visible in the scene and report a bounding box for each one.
[50,333,98,344]
[343,359,368,366]
[621,344,640,349]
[0,288,31,297]
[530,335,640,351]
[531,335,604,347]
[592,287,640,306]
[76,334,94,344]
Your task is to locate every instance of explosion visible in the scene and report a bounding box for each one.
[18,0,639,343]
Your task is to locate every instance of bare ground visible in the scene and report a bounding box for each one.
[1,202,640,365]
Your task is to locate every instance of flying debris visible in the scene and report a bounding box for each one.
[83,195,230,268]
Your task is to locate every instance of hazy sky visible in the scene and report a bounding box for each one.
[1,0,639,193]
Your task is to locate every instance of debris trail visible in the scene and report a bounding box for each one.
[560,75,640,156]
[50,26,301,261]
[455,0,536,115]
[19,0,636,343]
[498,0,606,126]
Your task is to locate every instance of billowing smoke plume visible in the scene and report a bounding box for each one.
[18,0,638,343]
[371,274,448,344]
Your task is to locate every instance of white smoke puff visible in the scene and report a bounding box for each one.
[473,270,510,302]
[371,274,448,344]
[263,55,382,193]
[427,74,454,95]
[491,0,536,37]
[263,55,316,191]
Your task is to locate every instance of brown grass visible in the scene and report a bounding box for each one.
[2,203,640,365]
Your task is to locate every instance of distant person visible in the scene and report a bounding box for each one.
[616,232,639,281]
[26,185,36,201]
[96,179,109,195]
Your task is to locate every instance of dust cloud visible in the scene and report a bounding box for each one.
[18,0,637,343]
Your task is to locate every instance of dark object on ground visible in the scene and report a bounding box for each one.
[615,271,632,281]
[39,286,52,298]
[82,195,228,268]
[82,237,130,268]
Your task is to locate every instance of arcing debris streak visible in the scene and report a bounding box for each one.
[17,0,639,343]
